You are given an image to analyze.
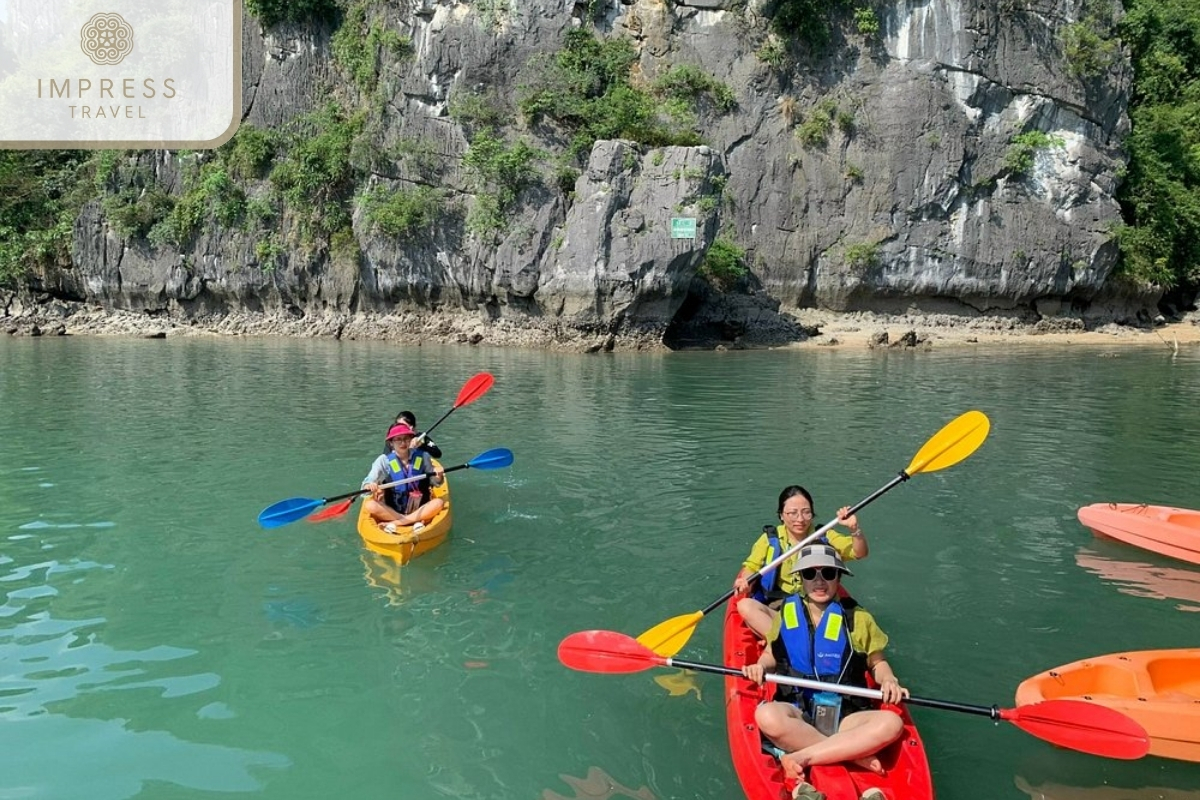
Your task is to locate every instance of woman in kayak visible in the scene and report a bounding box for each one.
[734,485,869,639]
[362,423,445,532]
[387,410,443,459]
[742,544,905,800]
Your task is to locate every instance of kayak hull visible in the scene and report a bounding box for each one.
[1016,648,1200,762]
[1077,503,1200,566]
[723,600,934,800]
[356,467,451,565]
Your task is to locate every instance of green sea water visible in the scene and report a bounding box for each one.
[1,337,1199,799]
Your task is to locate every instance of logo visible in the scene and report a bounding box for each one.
[80,13,135,66]
[2,1,241,148]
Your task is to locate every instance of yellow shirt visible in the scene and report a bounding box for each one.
[770,598,889,657]
[742,524,859,596]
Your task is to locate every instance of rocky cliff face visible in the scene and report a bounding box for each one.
[14,0,1149,347]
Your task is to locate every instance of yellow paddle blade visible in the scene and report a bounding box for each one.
[904,410,990,476]
[636,611,703,657]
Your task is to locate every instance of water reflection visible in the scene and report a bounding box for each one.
[359,549,519,608]
[1014,774,1200,799]
[652,669,703,700]
[1076,547,1200,612]
[543,766,656,800]
[360,550,405,605]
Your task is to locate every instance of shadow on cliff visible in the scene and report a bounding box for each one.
[662,277,817,350]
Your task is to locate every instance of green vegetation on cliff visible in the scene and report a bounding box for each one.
[0,152,91,284]
[245,0,338,28]
[699,237,747,288]
[517,29,732,160]
[1003,131,1066,176]
[1114,0,1200,293]
[269,103,365,240]
[331,3,413,95]
[767,0,876,46]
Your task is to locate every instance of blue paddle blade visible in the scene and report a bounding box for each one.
[258,497,323,529]
[467,448,514,470]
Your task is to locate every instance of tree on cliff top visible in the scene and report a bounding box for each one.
[1116,0,1200,297]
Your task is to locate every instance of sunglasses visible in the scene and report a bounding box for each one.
[799,566,841,581]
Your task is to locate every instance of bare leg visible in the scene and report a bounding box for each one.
[365,498,405,523]
[784,710,904,772]
[736,598,779,640]
[377,497,446,527]
[412,498,445,524]
[756,702,825,754]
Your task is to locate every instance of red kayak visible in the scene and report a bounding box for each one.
[723,600,934,800]
[1078,503,1200,566]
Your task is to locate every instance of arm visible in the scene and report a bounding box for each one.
[742,639,778,684]
[421,435,443,459]
[866,652,906,704]
[360,453,388,491]
[424,456,445,487]
[733,567,756,596]
[837,506,869,559]
[733,534,770,594]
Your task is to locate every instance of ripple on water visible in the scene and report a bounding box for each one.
[0,522,289,794]
[5,338,1200,799]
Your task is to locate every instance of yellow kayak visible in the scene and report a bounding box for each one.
[356,468,452,565]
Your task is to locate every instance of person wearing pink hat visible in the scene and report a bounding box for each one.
[383,411,442,459]
[361,423,445,532]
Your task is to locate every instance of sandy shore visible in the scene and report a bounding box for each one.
[781,309,1200,352]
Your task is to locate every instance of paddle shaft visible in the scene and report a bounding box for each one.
[419,372,493,441]
[701,472,910,616]
[419,407,457,443]
[671,657,1000,719]
[324,461,468,505]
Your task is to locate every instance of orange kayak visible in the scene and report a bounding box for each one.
[1015,649,1200,762]
[356,467,451,565]
[1077,503,1200,566]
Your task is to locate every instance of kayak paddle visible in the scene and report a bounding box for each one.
[421,371,495,440]
[306,372,496,522]
[257,447,514,529]
[636,410,991,657]
[558,630,1150,760]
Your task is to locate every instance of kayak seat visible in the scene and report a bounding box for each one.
[1144,656,1200,696]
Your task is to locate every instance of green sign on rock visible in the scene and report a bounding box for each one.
[670,217,697,239]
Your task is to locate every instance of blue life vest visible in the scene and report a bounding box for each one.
[752,526,784,602]
[776,596,869,714]
[780,595,851,682]
[383,450,430,512]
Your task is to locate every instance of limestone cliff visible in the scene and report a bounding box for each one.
[11,0,1150,347]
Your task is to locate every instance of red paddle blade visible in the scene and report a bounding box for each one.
[557,630,666,674]
[455,372,494,408]
[308,498,354,522]
[1001,700,1150,760]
